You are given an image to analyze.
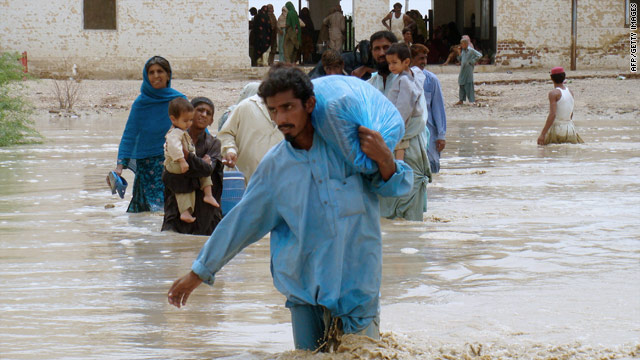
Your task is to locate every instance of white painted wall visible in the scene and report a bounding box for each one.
[353,0,389,42]
[0,0,250,78]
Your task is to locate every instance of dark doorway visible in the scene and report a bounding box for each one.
[429,0,495,64]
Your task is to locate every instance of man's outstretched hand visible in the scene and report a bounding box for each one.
[168,271,203,308]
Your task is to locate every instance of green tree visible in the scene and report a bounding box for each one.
[0,52,41,146]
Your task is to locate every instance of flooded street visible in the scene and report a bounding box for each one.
[1,108,639,359]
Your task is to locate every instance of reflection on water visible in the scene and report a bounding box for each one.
[0,113,638,359]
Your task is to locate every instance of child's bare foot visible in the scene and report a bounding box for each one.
[180,211,196,223]
[203,194,220,208]
[454,101,463,106]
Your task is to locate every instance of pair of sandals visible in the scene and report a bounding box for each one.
[106,171,128,199]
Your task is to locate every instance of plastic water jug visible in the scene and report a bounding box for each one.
[221,167,245,216]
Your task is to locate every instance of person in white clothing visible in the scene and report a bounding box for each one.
[538,67,584,145]
[218,94,284,182]
[381,3,414,42]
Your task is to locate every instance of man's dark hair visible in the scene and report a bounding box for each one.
[550,72,566,84]
[386,43,411,61]
[410,43,429,57]
[191,97,215,114]
[258,63,314,104]
[402,27,412,35]
[370,30,398,45]
[249,7,257,16]
[321,49,344,68]
[145,56,172,77]
[393,2,402,8]
[169,97,194,118]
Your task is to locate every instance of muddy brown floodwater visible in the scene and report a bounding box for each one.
[1,75,639,359]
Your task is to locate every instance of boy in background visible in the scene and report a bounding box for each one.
[384,43,424,161]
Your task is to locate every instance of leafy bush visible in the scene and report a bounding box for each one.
[0,52,41,147]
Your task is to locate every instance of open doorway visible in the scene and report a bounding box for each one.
[430,0,496,64]
[247,1,355,66]
[308,1,355,59]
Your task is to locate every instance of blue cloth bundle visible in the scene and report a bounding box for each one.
[311,75,404,174]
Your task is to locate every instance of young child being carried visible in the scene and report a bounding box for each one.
[164,98,219,223]
[385,43,425,160]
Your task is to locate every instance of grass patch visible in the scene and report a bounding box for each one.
[0,52,41,147]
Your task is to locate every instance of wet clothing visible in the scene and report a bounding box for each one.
[544,86,584,144]
[123,155,165,213]
[117,57,186,213]
[218,94,283,182]
[457,47,482,102]
[370,72,431,221]
[162,131,223,235]
[290,304,380,351]
[191,131,412,338]
[459,82,475,103]
[421,69,447,174]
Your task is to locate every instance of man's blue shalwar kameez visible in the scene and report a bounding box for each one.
[191,131,412,347]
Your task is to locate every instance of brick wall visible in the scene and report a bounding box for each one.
[496,0,630,69]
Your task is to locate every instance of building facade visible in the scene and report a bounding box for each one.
[494,0,632,68]
[0,0,633,79]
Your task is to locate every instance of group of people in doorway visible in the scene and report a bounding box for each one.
[114,21,583,355]
[249,2,347,66]
[380,2,493,67]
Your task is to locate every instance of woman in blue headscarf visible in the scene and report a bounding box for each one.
[114,56,186,213]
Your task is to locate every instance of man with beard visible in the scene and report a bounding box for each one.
[350,31,395,80]
[366,31,431,221]
[167,64,412,351]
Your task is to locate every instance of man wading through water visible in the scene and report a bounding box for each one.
[168,64,412,351]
